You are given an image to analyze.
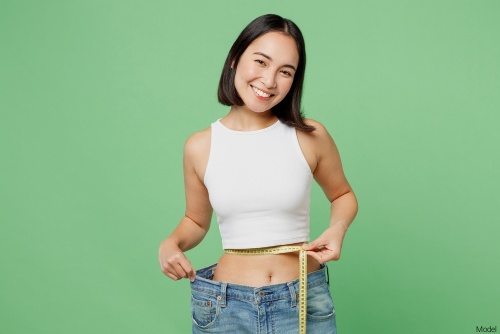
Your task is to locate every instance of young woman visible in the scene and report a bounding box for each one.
[159,14,358,333]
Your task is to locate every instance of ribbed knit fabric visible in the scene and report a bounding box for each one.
[204,119,313,249]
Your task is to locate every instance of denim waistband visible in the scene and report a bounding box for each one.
[190,263,329,306]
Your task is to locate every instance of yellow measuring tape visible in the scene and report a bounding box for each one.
[225,244,308,334]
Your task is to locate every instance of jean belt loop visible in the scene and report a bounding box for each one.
[220,282,227,307]
[325,264,330,286]
[287,282,297,308]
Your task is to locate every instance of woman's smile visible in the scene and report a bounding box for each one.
[251,85,274,100]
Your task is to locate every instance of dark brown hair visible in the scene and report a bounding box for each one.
[217,14,315,132]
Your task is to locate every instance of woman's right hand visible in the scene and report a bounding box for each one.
[158,129,213,282]
[159,239,196,282]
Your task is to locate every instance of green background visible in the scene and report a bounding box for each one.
[1,1,499,333]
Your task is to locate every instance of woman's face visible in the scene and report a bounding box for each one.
[233,32,299,113]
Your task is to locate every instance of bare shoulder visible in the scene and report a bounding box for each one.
[184,126,211,159]
[305,118,330,134]
[295,119,335,172]
[298,118,333,144]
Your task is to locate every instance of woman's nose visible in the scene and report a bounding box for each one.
[261,71,277,89]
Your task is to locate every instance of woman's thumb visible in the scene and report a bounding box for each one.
[303,239,323,250]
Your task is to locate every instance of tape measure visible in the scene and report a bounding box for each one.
[225,244,308,334]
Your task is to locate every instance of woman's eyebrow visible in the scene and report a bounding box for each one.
[253,52,297,71]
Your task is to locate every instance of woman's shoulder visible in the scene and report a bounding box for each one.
[300,118,331,140]
[184,126,211,158]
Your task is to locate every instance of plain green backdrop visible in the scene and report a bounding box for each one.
[1,1,499,333]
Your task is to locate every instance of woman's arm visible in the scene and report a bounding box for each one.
[299,120,358,263]
[159,130,213,281]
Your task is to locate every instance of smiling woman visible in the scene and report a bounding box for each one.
[159,14,358,334]
[217,14,314,132]
[232,32,298,113]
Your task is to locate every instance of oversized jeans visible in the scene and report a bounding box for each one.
[190,263,337,333]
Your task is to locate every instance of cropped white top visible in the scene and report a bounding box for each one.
[203,119,313,249]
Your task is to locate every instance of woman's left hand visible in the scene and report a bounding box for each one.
[302,224,347,263]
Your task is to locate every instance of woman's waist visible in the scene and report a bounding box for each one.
[212,243,321,287]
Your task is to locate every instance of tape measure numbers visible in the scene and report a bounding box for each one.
[224,245,308,334]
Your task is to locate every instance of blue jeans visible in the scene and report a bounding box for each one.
[190,263,337,333]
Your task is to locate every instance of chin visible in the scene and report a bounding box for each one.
[245,100,281,114]
[251,107,271,113]
[248,106,273,114]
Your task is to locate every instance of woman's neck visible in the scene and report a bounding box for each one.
[222,105,278,131]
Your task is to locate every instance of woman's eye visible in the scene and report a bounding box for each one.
[255,59,265,65]
[281,70,293,77]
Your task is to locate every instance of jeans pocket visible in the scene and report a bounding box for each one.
[306,282,335,321]
[191,292,219,328]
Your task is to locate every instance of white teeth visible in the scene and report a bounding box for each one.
[252,86,271,98]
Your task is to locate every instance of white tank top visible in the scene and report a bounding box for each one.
[204,119,313,249]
